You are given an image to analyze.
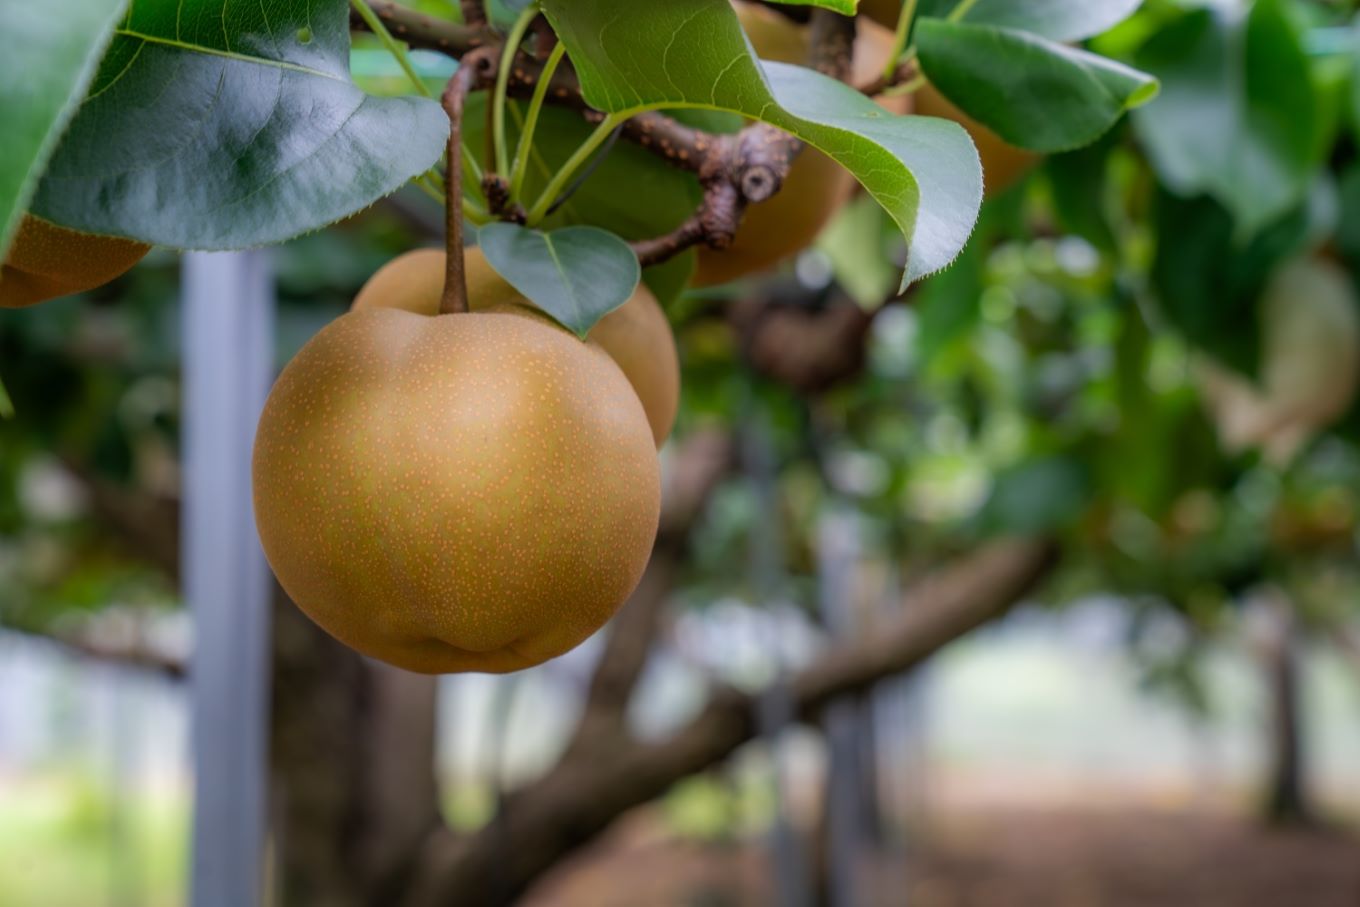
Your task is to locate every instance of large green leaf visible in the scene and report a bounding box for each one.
[917,0,1144,42]
[0,0,127,257]
[540,0,983,289]
[29,0,448,250]
[478,223,641,337]
[1044,130,1122,254]
[1133,1,1318,236]
[916,19,1158,153]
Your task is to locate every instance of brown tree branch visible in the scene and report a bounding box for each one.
[733,293,880,395]
[625,9,852,269]
[349,2,494,55]
[401,537,1058,907]
[808,8,857,80]
[459,0,487,27]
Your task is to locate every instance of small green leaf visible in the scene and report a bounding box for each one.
[540,0,984,289]
[917,19,1159,154]
[1133,1,1318,236]
[0,0,128,257]
[478,224,641,338]
[918,0,1144,42]
[0,376,12,420]
[30,0,448,250]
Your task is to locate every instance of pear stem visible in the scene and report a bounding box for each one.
[440,49,497,316]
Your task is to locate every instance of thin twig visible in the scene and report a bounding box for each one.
[461,0,487,26]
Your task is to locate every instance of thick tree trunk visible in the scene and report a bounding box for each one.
[270,591,442,906]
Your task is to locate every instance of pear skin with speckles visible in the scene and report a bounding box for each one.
[1,215,150,308]
[252,307,662,674]
[353,247,680,446]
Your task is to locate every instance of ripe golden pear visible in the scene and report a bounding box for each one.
[253,305,662,675]
[1198,257,1360,465]
[353,248,680,446]
[693,3,909,287]
[1,214,150,308]
[914,84,1039,198]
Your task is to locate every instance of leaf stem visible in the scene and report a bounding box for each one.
[350,0,432,98]
[509,40,567,203]
[492,3,540,177]
[525,112,628,226]
[881,73,926,97]
[947,0,980,23]
[882,0,919,81]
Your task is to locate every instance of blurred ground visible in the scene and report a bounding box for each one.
[526,807,1360,907]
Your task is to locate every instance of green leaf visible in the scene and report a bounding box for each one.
[0,376,12,420]
[816,195,901,308]
[30,0,448,250]
[0,0,128,257]
[916,19,1159,154]
[765,0,858,13]
[1044,131,1121,254]
[478,224,641,338]
[918,0,1144,43]
[1133,1,1318,236]
[540,0,983,289]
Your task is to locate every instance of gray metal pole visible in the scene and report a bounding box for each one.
[744,403,808,907]
[183,251,275,907]
[817,508,863,907]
